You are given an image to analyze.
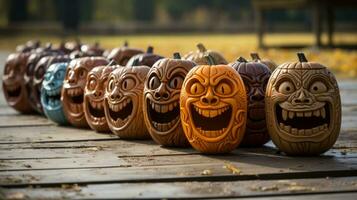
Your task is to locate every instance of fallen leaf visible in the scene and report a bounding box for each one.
[201,169,212,175]
[223,163,241,175]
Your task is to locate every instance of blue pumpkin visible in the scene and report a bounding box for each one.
[41,62,68,125]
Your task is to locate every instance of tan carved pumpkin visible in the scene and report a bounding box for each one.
[143,53,196,147]
[104,66,151,139]
[62,57,109,128]
[126,46,163,67]
[84,65,117,132]
[266,53,341,155]
[183,43,228,65]
[180,55,247,153]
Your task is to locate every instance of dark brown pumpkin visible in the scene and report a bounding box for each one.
[250,53,277,72]
[183,43,228,65]
[107,41,144,66]
[126,46,163,67]
[230,57,271,147]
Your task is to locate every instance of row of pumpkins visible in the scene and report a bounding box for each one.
[3,40,341,155]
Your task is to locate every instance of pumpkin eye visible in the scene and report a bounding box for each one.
[122,77,136,91]
[310,81,327,93]
[278,81,295,94]
[88,78,97,90]
[215,81,232,95]
[148,75,160,90]
[107,78,115,92]
[79,69,86,78]
[35,66,45,79]
[67,69,74,78]
[44,72,52,81]
[190,82,205,95]
[55,69,65,80]
[4,64,11,75]
[169,75,184,89]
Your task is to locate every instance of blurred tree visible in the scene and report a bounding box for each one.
[133,0,155,22]
[57,0,80,31]
[8,0,28,23]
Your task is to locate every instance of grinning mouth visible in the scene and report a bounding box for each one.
[88,100,105,118]
[6,84,21,98]
[43,87,61,109]
[276,103,331,136]
[147,98,180,132]
[65,87,84,114]
[190,104,232,138]
[108,98,133,127]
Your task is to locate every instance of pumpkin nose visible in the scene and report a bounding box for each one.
[110,87,121,101]
[68,73,76,84]
[94,90,103,98]
[250,88,264,102]
[292,89,312,105]
[154,84,169,100]
[201,88,218,105]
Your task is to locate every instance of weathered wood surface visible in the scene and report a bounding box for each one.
[0,79,357,199]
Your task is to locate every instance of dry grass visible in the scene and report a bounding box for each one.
[0,33,356,77]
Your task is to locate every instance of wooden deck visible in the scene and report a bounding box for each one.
[0,79,357,199]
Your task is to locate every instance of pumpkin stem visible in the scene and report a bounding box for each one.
[204,54,216,65]
[197,43,207,52]
[94,41,100,47]
[124,41,128,47]
[45,43,52,49]
[132,58,140,66]
[250,53,261,60]
[173,52,181,59]
[108,59,117,66]
[297,52,308,62]
[237,57,248,63]
[147,46,154,53]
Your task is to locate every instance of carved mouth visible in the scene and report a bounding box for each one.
[276,103,331,136]
[147,98,180,132]
[6,84,22,98]
[86,98,106,123]
[107,98,133,127]
[65,87,84,114]
[190,104,232,138]
[43,87,61,109]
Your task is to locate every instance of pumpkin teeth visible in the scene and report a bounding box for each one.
[107,98,133,127]
[276,103,330,136]
[147,99,180,132]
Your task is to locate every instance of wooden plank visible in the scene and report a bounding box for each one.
[0,126,117,144]
[1,151,357,186]
[1,177,357,199]
[0,114,54,127]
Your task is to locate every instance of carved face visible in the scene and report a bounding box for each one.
[180,65,247,153]
[24,50,63,114]
[32,55,70,114]
[2,53,33,113]
[266,53,341,155]
[41,62,68,125]
[143,56,196,147]
[126,46,163,67]
[62,57,109,128]
[107,45,143,66]
[230,57,271,147]
[183,43,228,65]
[104,66,150,139]
[84,65,117,132]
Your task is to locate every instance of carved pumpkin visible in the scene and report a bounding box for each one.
[250,53,277,72]
[3,53,33,113]
[81,42,105,56]
[104,66,150,139]
[107,41,144,66]
[230,57,271,147]
[31,55,70,114]
[24,45,64,114]
[84,65,117,132]
[62,57,109,128]
[183,43,228,65]
[41,62,69,125]
[59,40,81,54]
[16,40,40,53]
[143,53,196,147]
[126,46,163,67]
[180,55,247,153]
[266,53,341,155]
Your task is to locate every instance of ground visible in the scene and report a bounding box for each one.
[0,34,357,199]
